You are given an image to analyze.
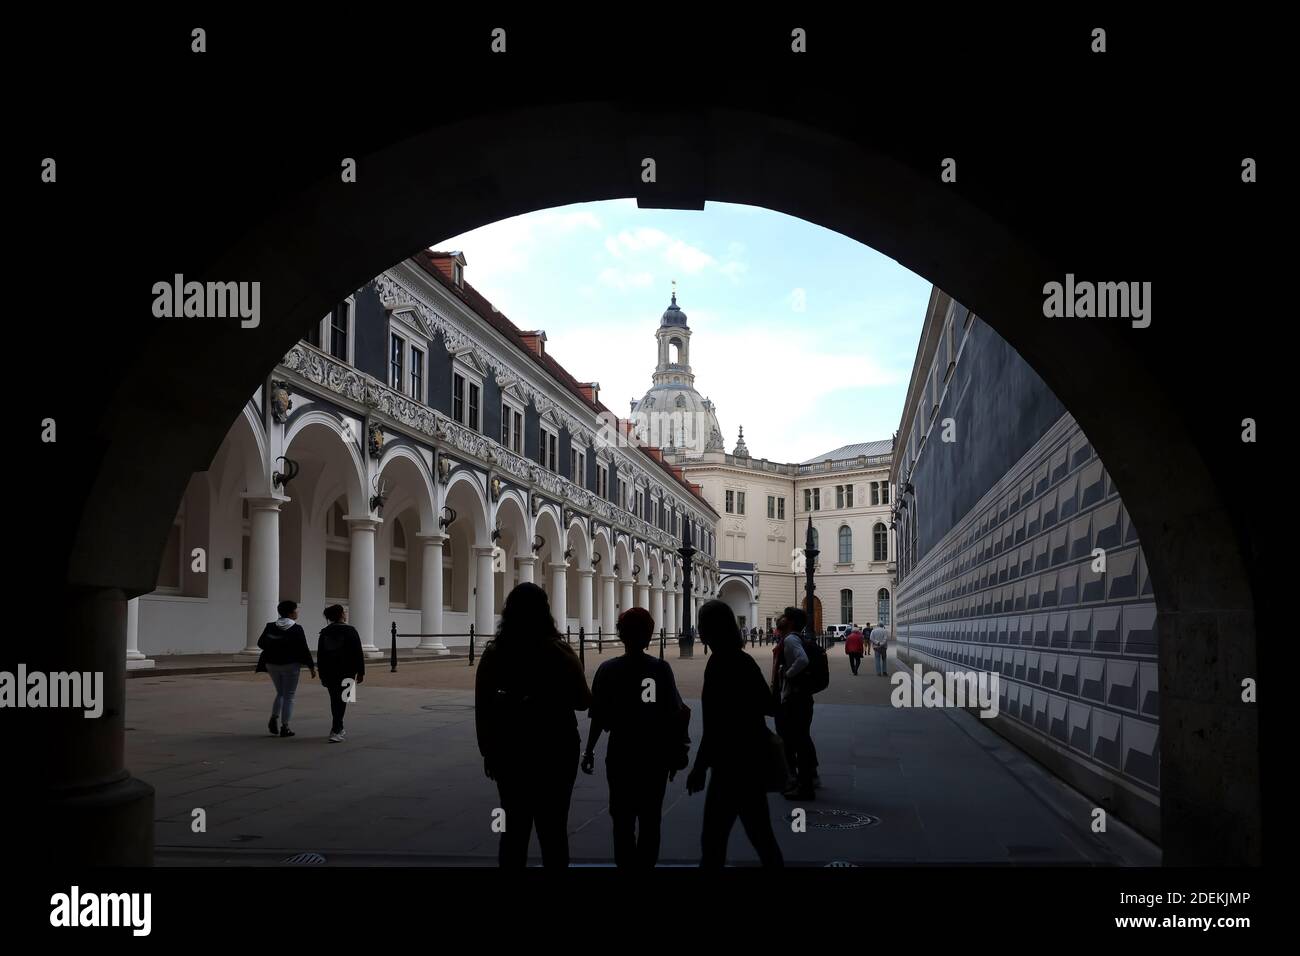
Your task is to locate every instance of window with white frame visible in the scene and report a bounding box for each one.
[726,490,735,514]
[410,347,424,402]
[501,395,524,455]
[451,359,483,433]
[778,496,786,520]
[305,297,355,365]
[873,522,889,562]
[617,477,628,510]
[767,495,775,519]
[570,446,586,485]
[390,333,405,392]
[838,525,852,563]
[737,491,746,515]
[597,461,609,499]
[540,422,559,472]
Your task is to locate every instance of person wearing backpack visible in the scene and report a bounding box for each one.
[771,606,824,801]
[317,604,365,742]
[581,606,688,867]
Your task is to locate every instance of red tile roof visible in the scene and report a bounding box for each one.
[413,251,718,519]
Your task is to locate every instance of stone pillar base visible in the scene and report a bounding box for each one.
[126,658,155,670]
[416,640,450,655]
[39,776,155,866]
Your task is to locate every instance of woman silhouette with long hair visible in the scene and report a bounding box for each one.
[686,599,784,867]
[475,581,592,867]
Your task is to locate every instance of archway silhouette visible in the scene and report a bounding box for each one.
[32,69,1262,865]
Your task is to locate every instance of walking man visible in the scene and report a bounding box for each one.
[771,607,817,800]
[871,622,889,676]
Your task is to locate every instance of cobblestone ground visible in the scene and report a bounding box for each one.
[126,645,1159,866]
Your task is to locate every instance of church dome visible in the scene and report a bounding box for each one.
[661,292,688,327]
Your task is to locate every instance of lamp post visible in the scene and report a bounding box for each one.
[803,515,818,640]
[677,520,696,657]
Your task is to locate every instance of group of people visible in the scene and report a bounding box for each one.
[255,600,367,742]
[843,622,890,676]
[254,584,888,866]
[474,583,845,867]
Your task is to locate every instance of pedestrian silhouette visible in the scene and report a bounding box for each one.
[475,582,592,867]
[317,604,364,742]
[583,606,689,867]
[686,600,784,867]
[255,599,315,738]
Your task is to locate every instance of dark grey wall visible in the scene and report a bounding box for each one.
[914,318,1066,562]
[353,282,388,382]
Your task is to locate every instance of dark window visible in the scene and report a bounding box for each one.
[410,348,423,400]
[839,526,852,563]
[502,403,511,447]
[330,303,349,360]
[468,383,480,431]
[877,588,891,625]
[874,523,888,562]
[453,373,465,423]
[840,589,853,625]
[390,334,405,392]
[513,411,522,453]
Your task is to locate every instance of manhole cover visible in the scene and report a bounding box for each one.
[790,809,881,830]
[283,852,327,865]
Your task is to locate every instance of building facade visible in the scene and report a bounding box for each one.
[890,288,1160,839]
[630,291,896,634]
[132,251,721,662]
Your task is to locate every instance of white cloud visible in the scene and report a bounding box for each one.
[598,267,656,291]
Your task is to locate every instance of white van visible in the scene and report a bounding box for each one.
[828,624,852,640]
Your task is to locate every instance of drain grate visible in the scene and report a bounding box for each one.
[790,809,881,830]
[825,861,859,867]
[283,852,327,865]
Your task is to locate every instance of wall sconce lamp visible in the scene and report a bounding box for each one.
[563,546,574,562]
[591,552,602,570]
[439,506,457,530]
[273,456,300,490]
[531,534,545,555]
[491,525,503,543]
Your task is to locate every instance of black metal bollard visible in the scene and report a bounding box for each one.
[469,624,475,666]
[659,627,665,660]
[598,626,603,654]
[577,626,585,668]
[390,621,398,673]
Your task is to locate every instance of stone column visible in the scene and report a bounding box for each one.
[241,495,284,656]
[651,586,664,634]
[578,569,595,636]
[37,588,154,864]
[125,596,154,670]
[417,533,447,653]
[516,555,536,584]
[601,573,617,637]
[620,578,634,616]
[636,580,650,611]
[750,599,760,633]
[348,516,382,658]
[473,545,497,640]
[665,589,677,637]
[551,563,569,632]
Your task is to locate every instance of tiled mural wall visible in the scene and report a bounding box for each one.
[895,412,1160,816]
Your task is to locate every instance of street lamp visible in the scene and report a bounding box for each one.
[803,515,819,639]
[677,519,697,657]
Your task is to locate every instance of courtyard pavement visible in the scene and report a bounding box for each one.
[125,645,1159,866]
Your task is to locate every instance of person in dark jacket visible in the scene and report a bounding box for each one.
[257,600,315,738]
[581,606,687,868]
[317,605,365,742]
[686,599,784,868]
[475,582,592,867]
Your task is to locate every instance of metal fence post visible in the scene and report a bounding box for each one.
[597,626,603,655]
[659,627,665,660]
[469,624,475,666]
[390,621,398,673]
[577,626,585,668]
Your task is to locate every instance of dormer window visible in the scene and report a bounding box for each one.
[453,262,463,287]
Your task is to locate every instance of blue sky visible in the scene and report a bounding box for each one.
[435,199,932,463]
